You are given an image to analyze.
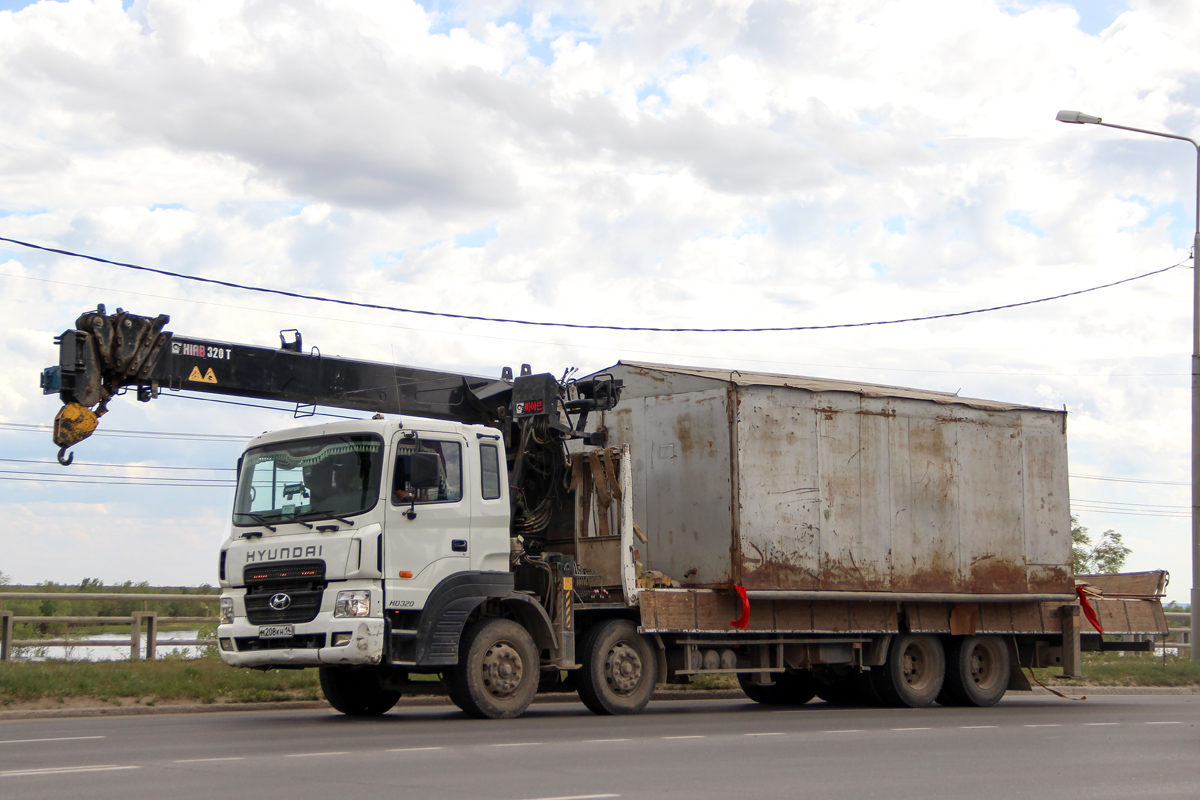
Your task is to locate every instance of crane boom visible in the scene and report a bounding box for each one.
[41,306,619,467]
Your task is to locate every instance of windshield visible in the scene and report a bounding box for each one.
[233,434,383,526]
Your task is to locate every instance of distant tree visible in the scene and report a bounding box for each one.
[1071,515,1132,575]
[0,570,11,586]
[79,577,104,589]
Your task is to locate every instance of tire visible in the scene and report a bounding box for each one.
[577,619,658,715]
[813,667,867,706]
[443,671,468,712]
[318,667,401,716]
[739,670,817,706]
[869,634,945,708]
[937,635,1010,707]
[450,618,540,719]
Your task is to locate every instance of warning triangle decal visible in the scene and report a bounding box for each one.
[188,366,218,384]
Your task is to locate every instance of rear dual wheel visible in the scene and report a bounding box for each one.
[739,670,817,706]
[938,635,1010,707]
[870,634,945,708]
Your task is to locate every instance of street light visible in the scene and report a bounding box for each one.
[1057,109,1200,662]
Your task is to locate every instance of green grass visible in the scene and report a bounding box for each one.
[0,655,321,706]
[2,651,1195,710]
[1034,652,1200,688]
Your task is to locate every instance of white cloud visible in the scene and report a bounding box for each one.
[0,0,1198,599]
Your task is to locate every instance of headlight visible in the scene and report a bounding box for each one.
[219,597,234,624]
[334,590,371,618]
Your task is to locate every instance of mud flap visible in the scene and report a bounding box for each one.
[1006,636,1032,691]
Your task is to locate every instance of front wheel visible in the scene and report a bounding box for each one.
[319,667,401,716]
[451,618,540,719]
[577,619,658,715]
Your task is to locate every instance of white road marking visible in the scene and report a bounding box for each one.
[387,747,444,752]
[1024,724,1061,728]
[959,726,997,729]
[662,736,705,740]
[0,736,106,745]
[517,795,620,800]
[891,727,930,731]
[283,751,349,758]
[0,765,138,778]
[1084,723,1120,727]
[825,730,865,733]
[1146,721,1183,725]
[491,742,543,747]
[744,732,787,737]
[173,757,246,763]
[583,739,630,743]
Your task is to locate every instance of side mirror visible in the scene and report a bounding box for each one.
[409,453,441,489]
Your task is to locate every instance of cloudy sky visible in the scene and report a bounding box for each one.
[1,0,1197,601]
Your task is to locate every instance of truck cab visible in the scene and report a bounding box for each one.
[215,417,512,669]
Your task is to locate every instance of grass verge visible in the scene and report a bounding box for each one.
[0,655,321,707]
[1034,652,1200,687]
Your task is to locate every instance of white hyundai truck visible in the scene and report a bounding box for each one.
[44,307,1169,718]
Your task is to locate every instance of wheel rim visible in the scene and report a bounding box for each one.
[901,641,933,691]
[481,641,525,698]
[604,642,644,696]
[968,642,1001,689]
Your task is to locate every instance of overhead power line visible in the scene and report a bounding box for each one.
[1070,473,1188,486]
[0,475,234,488]
[0,458,233,472]
[0,422,249,442]
[0,236,1185,333]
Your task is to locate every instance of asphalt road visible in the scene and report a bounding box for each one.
[1,695,1196,800]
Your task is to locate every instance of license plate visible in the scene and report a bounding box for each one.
[258,625,294,639]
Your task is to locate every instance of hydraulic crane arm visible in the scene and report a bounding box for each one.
[41,306,621,468]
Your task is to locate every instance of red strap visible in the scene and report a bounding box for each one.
[1076,585,1104,634]
[730,584,750,629]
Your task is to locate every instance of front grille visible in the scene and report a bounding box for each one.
[235,634,326,651]
[243,559,326,625]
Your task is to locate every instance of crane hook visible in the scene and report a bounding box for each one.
[57,447,74,467]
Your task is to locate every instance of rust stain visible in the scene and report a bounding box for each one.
[962,558,1029,594]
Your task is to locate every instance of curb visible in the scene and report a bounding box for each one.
[1,686,1196,722]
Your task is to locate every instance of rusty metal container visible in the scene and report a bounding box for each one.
[588,361,1072,598]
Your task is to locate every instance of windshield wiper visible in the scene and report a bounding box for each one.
[238,513,277,533]
[308,509,355,526]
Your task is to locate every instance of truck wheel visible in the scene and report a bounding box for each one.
[318,667,401,716]
[451,618,539,719]
[738,670,817,705]
[813,668,867,706]
[869,634,945,708]
[577,619,657,715]
[442,671,468,711]
[937,635,1010,707]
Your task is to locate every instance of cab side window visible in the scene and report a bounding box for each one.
[392,441,463,504]
[480,443,501,500]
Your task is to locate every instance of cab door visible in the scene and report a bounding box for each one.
[382,431,472,612]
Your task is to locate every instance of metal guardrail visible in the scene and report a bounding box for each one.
[0,592,220,661]
[1161,612,1191,649]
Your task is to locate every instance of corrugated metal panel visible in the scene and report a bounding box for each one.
[588,362,1072,598]
[602,387,734,587]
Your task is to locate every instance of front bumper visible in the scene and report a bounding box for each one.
[217,586,385,668]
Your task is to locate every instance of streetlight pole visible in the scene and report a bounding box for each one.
[1056,109,1200,662]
